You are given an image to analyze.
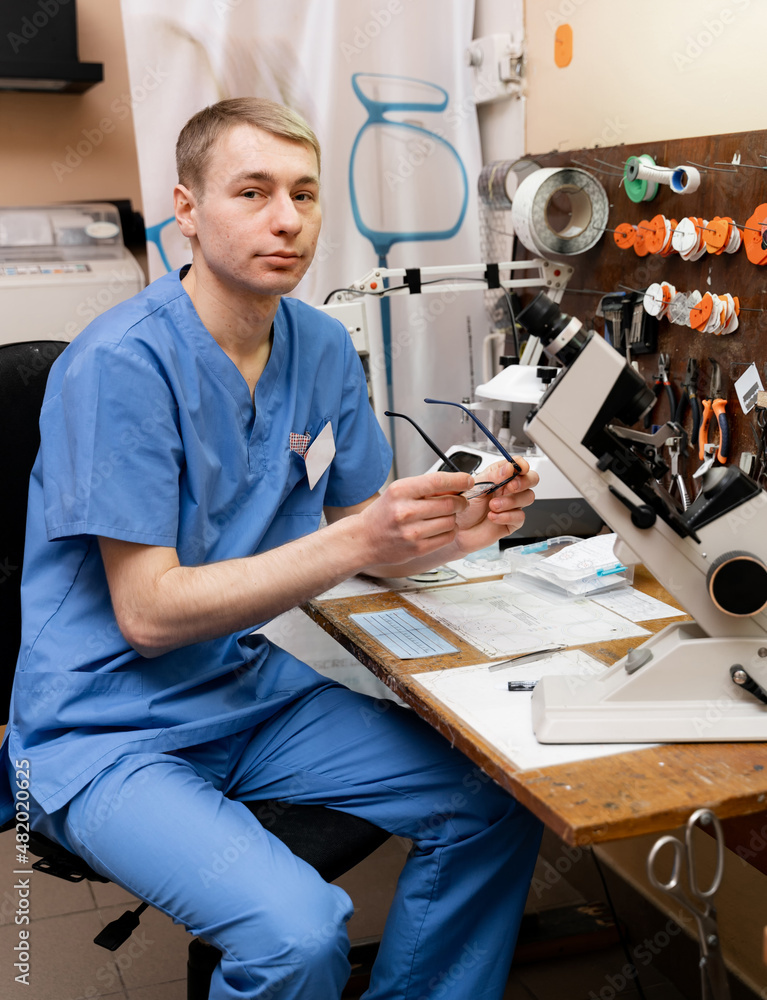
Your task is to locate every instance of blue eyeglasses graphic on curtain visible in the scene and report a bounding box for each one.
[349,73,469,260]
[144,216,175,273]
[348,73,469,416]
[145,215,195,274]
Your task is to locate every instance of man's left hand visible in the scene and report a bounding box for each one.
[454,458,538,554]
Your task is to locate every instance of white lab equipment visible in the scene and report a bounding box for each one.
[333,257,601,535]
[520,292,767,743]
[0,204,145,346]
[467,361,602,540]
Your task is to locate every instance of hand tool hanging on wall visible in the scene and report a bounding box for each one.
[644,353,675,430]
[698,359,730,466]
[674,358,702,448]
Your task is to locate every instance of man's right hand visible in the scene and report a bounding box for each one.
[341,471,474,574]
[99,472,473,658]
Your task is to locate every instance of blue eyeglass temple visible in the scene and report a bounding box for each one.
[423,399,522,473]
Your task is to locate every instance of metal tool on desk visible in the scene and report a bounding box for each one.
[698,360,730,473]
[516,292,767,742]
[647,809,731,1000]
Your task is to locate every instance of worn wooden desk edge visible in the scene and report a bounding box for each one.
[303,586,767,847]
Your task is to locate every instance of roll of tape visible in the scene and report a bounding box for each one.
[624,154,660,203]
[669,165,701,194]
[478,158,540,209]
[510,167,609,256]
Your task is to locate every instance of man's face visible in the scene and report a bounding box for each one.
[177,124,322,299]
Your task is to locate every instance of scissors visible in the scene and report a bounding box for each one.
[646,808,731,1000]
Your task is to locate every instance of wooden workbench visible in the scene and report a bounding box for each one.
[303,567,767,849]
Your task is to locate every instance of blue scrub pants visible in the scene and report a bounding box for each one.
[53,681,541,999]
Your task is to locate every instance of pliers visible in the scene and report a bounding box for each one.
[674,358,702,451]
[644,353,675,430]
[667,432,690,511]
[698,358,730,464]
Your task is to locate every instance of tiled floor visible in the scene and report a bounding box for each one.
[0,824,695,1000]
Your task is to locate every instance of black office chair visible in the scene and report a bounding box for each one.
[0,340,390,1000]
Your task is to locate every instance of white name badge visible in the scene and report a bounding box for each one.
[305,421,335,490]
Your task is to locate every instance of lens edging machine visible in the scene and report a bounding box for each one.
[518,292,767,744]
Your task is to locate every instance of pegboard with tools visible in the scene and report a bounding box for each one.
[497,129,767,495]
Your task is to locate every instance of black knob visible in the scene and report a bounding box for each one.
[608,485,656,529]
[630,505,656,529]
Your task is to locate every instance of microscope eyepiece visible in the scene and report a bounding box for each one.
[517,293,570,340]
[517,292,589,365]
[519,291,655,427]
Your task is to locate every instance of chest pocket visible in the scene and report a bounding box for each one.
[277,449,314,512]
[271,414,335,516]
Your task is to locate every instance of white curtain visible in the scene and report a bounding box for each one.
[121,0,487,477]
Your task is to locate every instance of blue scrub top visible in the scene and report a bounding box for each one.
[0,269,392,819]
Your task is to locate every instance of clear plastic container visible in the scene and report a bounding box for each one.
[505,534,634,597]
[0,204,125,262]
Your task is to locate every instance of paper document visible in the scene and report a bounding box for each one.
[591,587,686,622]
[403,580,650,658]
[315,576,389,601]
[413,652,658,769]
[534,532,620,576]
[350,609,459,659]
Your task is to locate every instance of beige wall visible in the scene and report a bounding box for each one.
[524,0,761,153]
[0,0,143,237]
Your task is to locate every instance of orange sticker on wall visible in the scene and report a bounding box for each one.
[554,23,573,68]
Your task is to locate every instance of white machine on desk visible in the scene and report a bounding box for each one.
[456,362,602,540]
[0,204,144,346]
[518,292,767,743]
[332,259,601,538]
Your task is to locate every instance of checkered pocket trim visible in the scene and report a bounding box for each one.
[289,432,312,457]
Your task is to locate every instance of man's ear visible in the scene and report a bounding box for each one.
[173,184,197,238]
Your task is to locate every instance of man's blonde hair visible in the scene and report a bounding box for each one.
[176,98,321,195]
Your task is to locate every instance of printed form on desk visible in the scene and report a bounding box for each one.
[413,652,659,769]
[402,579,651,658]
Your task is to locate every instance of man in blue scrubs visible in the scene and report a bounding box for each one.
[2,99,542,999]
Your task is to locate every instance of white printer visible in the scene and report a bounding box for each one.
[0,203,145,346]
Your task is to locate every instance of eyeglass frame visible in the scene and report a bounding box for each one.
[386,403,522,500]
[349,72,469,259]
[144,214,177,273]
